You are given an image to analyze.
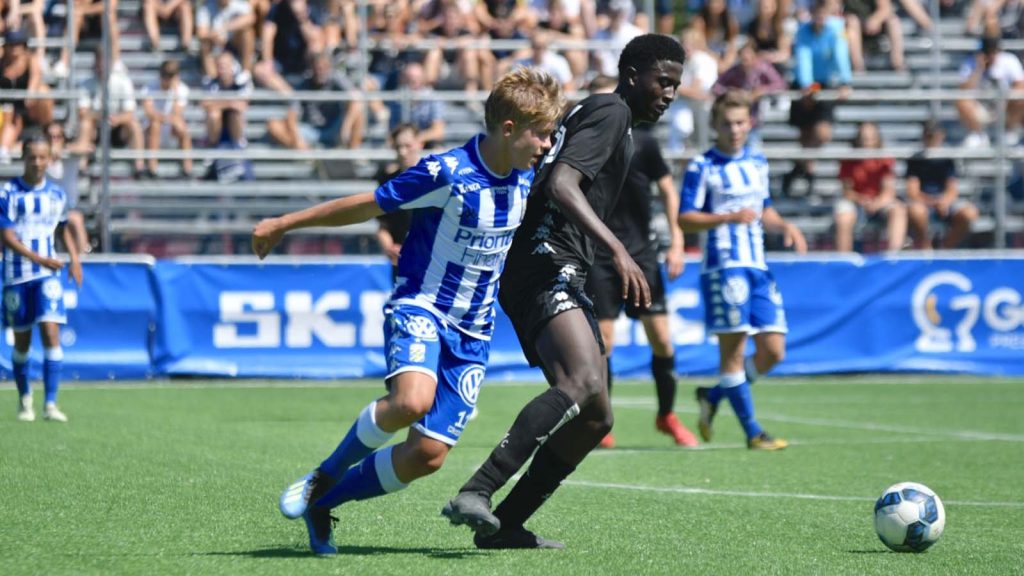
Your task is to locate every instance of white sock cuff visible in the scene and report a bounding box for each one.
[44,347,64,362]
[12,350,29,364]
[356,401,394,448]
[744,356,760,383]
[720,371,746,388]
[374,445,408,493]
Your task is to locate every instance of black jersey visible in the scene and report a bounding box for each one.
[596,124,670,260]
[502,93,634,287]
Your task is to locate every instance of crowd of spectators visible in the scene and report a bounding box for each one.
[0,0,1020,250]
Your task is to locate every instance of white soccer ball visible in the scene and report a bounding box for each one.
[874,482,945,552]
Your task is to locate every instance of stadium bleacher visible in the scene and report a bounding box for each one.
[0,0,1021,255]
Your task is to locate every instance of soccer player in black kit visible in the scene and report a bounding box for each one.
[584,76,697,449]
[442,34,685,549]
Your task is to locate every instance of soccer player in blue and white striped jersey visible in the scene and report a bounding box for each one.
[2,135,83,423]
[251,68,564,555]
[679,90,807,451]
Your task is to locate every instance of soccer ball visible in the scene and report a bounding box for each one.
[874,482,945,552]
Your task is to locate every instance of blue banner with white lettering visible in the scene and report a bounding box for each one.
[4,255,1021,381]
[0,259,157,380]
[147,255,1024,379]
[150,259,394,378]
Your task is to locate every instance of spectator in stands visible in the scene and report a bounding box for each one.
[843,0,905,71]
[746,0,793,69]
[266,51,365,150]
[687,0,760,29]
[668,27,718,151]
[505,29,575,93]
[44,122,90,253]
[834,122,908,252]
[956,36,1024,148]
[692,0,740,72]
[784,0,851,196]
[74,55,147,179]
[142,0,194,50]
[202,51,255,181]
[0,29,52,164]
[322,0,357,51]
[56,0,121,78]
[0,0,44,60]
[898,0,934,31]
[141,60,193,177]
[906,120,979,249]
[197,0,256,77]
[531,0,588,78]
[253,0,326,93]
[966,0,1024,39]
[712,42,786,146]
[387,62,446,148]
[417,0,494,96]
[374,123,422,279]
[475,0,535,68]
[593,0,642,78]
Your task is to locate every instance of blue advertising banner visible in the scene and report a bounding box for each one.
[4,254,1020,381]
[149,254,1024,380]
[0,256,157,380]
[151,258,395,378]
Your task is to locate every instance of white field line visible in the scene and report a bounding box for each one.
[612,399,1024,442]
[563,479,1024,509]
[586,436,1003,454]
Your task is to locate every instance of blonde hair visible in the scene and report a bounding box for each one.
[485,66,565,133]
[711,89,752,124]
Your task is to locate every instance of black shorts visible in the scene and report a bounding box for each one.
[586,250,667,320]
[498,266,604,368]
[788,97,834,129]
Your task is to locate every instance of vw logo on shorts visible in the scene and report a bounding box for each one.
[405,315,439,341]
[4,290,20,311]
[457,365,485,406]
[42,278,64,301]
[723,276,750,307]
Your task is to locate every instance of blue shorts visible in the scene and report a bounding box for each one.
[384,303,489,446]
[2,276,67,331]
[701,268,787,335]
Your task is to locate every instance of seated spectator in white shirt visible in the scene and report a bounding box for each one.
[197,0,256,77]
[141,60,193,177]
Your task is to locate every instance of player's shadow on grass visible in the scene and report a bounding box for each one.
[205,546,485,559]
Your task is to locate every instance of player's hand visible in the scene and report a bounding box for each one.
[69,261,83,288]
[385,243,402,264]
[252,218,285,259]
[612,248,651,309]
[729,209,758,224]
[665,243,685,280]
[35,256,65,271]
[783,223,808,254]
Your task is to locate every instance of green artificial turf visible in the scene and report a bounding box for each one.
[2,376,1022,575]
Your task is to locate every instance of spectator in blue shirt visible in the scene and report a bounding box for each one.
[784,0,852,196]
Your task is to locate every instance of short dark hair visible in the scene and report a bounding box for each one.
[21,133,50,153]
[160,60,180,78]
[922,119,944,137]
[389,123,419,142]
[618,34,685,79]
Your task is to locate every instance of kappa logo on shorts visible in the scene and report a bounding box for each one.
[409,343,427,363]
[457,365,484,406]
[42,278,63,301]
[4,290,20,311]
[722,276,751,307]
[404,315,439,341]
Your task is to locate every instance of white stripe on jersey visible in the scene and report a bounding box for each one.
[2,178,67,286]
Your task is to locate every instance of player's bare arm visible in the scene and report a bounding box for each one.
[761,206,808,253]
[548,162,650,307]
[656,173,685,279]
[678,208,757,231]
[0,228,64,271]
[59,223,83,288]
[252,191,385,258]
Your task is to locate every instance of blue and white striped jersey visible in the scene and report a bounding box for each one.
[375,134,534,340]
[680,147,772,272]
[0,177,68,286]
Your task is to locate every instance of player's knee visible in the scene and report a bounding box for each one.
[763,345,785,367]
[408,443,448,476]
[389,395,432,426]
[564,366,606,403]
